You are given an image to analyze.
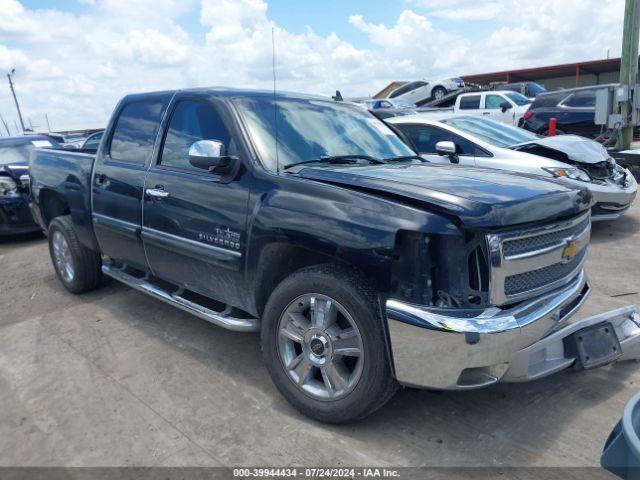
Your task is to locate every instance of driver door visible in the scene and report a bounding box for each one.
[483,94,514,124]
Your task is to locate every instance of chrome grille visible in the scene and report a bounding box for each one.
[503,216,590,258]
[504,248,587,296]
[487,212,591,305]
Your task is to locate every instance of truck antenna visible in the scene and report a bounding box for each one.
[272,27,280,174]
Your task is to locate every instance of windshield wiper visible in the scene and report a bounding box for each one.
[283,155,387,170]
[385,155,427,163]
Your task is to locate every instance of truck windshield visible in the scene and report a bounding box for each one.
[233,97,415,171]
[443,117,540,148]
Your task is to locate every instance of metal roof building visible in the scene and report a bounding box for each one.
[461,57,634,90]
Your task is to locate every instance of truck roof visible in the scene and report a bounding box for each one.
[120,87,328,103]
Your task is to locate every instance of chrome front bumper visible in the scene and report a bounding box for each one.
[386,270,640,389]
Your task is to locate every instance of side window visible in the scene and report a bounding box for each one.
[449,133,475,156]
[398,124,450,154]
[485,94,505,110]
[564,90,596,108]
[379,101,392,109]
[109,101,164,163]
[160,100,232,171]
[459,95,481,110]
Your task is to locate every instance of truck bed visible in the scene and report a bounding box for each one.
[30,148,98,250]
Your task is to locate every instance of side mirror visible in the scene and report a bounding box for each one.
[500,101,513,112]
[188,140,233,172]
[435,140,459,163]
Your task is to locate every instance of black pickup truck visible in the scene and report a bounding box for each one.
[29,88,640,423]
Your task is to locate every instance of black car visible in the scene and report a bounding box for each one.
[520,84,612,138]
[0,135,61,236]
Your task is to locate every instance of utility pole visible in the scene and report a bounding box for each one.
[6,69,25,134]
[45,113,51,132]
[618,0,640,149]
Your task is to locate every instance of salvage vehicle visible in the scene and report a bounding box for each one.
[29,88,640,423]
[388,114,637,220]
[0,135,60,236]
[387,77,465,104]
[448,91,532,125]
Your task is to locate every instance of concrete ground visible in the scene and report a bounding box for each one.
[1,205,640,470]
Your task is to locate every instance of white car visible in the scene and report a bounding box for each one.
[387,77,465,104]
[387,114,637,221]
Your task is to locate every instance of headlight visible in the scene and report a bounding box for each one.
[542,167,591,182]
[0,176,19,197]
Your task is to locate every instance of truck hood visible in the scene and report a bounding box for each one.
[299,164,592,229]
[511,134,609,164]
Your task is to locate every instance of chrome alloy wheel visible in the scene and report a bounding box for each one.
[52,231,74,283]
[277,294,364,400]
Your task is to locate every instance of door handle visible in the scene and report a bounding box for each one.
[482,112,490,115]
[94,173,108,186]
[146,188,170,198]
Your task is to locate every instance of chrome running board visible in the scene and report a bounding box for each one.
[102,264,260,332]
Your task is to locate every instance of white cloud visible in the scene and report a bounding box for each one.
[0,0,629,131]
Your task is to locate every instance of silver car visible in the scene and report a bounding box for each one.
[388,114,637,221]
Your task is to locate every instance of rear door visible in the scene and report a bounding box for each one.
[92,94,171,270]
[141,95,249,307]
[456,94,482,117]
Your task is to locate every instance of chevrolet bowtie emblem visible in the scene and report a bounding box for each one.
[562,240,580,262]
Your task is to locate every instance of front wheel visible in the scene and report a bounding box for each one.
[261,264,398,423]
[48,215,102,294]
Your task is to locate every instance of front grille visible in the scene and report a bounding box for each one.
[504,248,586,296]
[503,216,590,257]
[487,212,591,305]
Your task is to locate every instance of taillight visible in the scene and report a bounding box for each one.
[523,111,533,120]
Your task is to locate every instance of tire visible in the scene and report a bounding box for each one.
[431,86,447,100]
[48,215,102,294]
[261,264,398,423]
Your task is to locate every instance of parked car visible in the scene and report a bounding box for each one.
[364,98,418,120]
[490,81,547,98]
[29,88,640,423]
[387,77,465,104]
[387,114,637,221]
[80,130,104,153]
[449,90,532,125]
[521,84,612,137]
[0,135,61,236]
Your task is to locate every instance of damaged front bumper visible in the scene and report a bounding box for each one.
[386,270,640,389]
[589,168,637,221]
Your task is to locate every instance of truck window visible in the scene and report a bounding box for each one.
[485,94,505,110]
[459,95,481,110]
[109,101,164,164]
[160,100,232,171]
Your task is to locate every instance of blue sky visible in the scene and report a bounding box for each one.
[0,0,627,129]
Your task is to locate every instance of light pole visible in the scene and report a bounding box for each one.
[6,69,25,134]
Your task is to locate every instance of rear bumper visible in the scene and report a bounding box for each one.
[0,196,40,236]
[386,270,640,389]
